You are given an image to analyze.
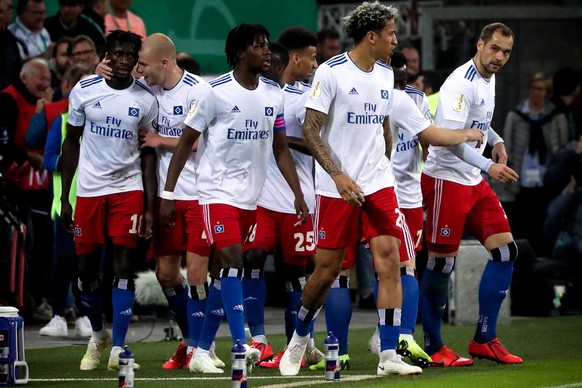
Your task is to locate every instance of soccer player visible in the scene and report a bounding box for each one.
[420,22,523,366]
[159,23,309,373]
[60,30,159,370]
[278,26,318,92]
[280,1,421,377]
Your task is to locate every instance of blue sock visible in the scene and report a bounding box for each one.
[475,260,513,343]
[198,281,223,351]
[80,286,103,332]
[164,280,190,340]
[324,276,352,355]
[296,304,320,337]
[400,268,419,335]
[419,260,452,355]
[111,284,135,347]
[187,283,208,348]
[378,309,400,351]
[220,268,246,344]
[243,269,266,338]
[285,278,304,342]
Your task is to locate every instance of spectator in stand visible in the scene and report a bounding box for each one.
[0,0,23,89]
[48,36,72,100]
[67,34,99,69]
[400,40,420,77]
[503,71,569,256]
[104,0,145,39]
[44,0,106,56]
[551,67,581,142]
[8,0,52,60]
[82,0,107,36]
[176,53,201,76]
[411,70,444,121]
[315,28,340,65]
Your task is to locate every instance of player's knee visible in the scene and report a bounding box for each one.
[489,241,518,262]
[155,267,181,288]
[243,248,267,269]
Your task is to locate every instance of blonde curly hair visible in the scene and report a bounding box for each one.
[343,1,398,43]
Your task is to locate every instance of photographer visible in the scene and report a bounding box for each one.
[544,136,582,311]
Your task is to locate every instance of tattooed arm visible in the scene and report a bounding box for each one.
[302,108,365,206]
[384,115,392,161]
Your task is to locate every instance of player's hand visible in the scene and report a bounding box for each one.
[333,173,364,206]
[60,200,74,233]
[95,56,113,80]
[293,196,309,227]
[27,152,43,170]
[138,129,161,149]
[492,142,508,165]
[159,198,176,228]
[140,210,154,239]
[466,128,484,148]
[486,163,519,184]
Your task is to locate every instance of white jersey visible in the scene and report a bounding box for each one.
[68,76,158,196]
[258,84,315,214]
[424,59,495,185]
[305,53,395,198]
[390,89,431,209]
[293,80,311,93]
[184,72,285,210]
[148,71,206,200]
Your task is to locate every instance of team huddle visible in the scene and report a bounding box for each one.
[59,0,523,378]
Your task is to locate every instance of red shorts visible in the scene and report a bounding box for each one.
[153,198,210,257]
[402,207,424,253]
[315,187,405,250]
[421,174,511,252]
[244,206,315,266]
[74,191,143,254]
[202,203,256,251]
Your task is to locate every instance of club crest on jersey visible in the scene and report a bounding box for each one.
[319,230,326,240]
[440,227,451,237]
[173,105,183,115]
[453,94,465,112]
[128,107,140,117]
[265,107,274,116]
[380,90,390,99]
[74,227,82,236]
[214,224,225,234]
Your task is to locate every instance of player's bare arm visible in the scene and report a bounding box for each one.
[287,136,311,156]
[303,108,364,206]
[140,145,157,239]
[273,130,309,225]
[60,123,83,233]
[138,129,200,151]
[383,115,392,160]
[491,142,508,165]
[159,125,200,227]
[418,125,484,147]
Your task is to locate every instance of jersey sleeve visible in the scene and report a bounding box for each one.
[438,78,476,124]
[139,96,159,131]
[394,93,431,136]
[67,84,86,127]
[183,82,215,134]
[273,90,286,132]
[304,64,336,115]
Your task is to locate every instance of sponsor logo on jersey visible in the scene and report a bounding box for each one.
[349,87,358,95]
[265,106,274,116]
[214,224,225,234]
[395,132,419,152]
[347,103,384,124]
[90,116,134,139]
[230,105,241,113]
[128,107,140,117]
[173,105,183,115]
[440,227,451,237]
[92,101,102,109]
[453,94,465,112]
[380,90,390,99]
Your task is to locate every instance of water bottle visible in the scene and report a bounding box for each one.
[231,340,247,388]
[118,346,135,388]
[324,331,340,382]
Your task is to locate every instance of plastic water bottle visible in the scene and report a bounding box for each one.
[324,331,340,382]
[118,346,135,388]
[231,340,247,388]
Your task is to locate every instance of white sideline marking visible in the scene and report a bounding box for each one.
[29,375,358,382]
[542,384,582,388]
[261,374,379,387]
